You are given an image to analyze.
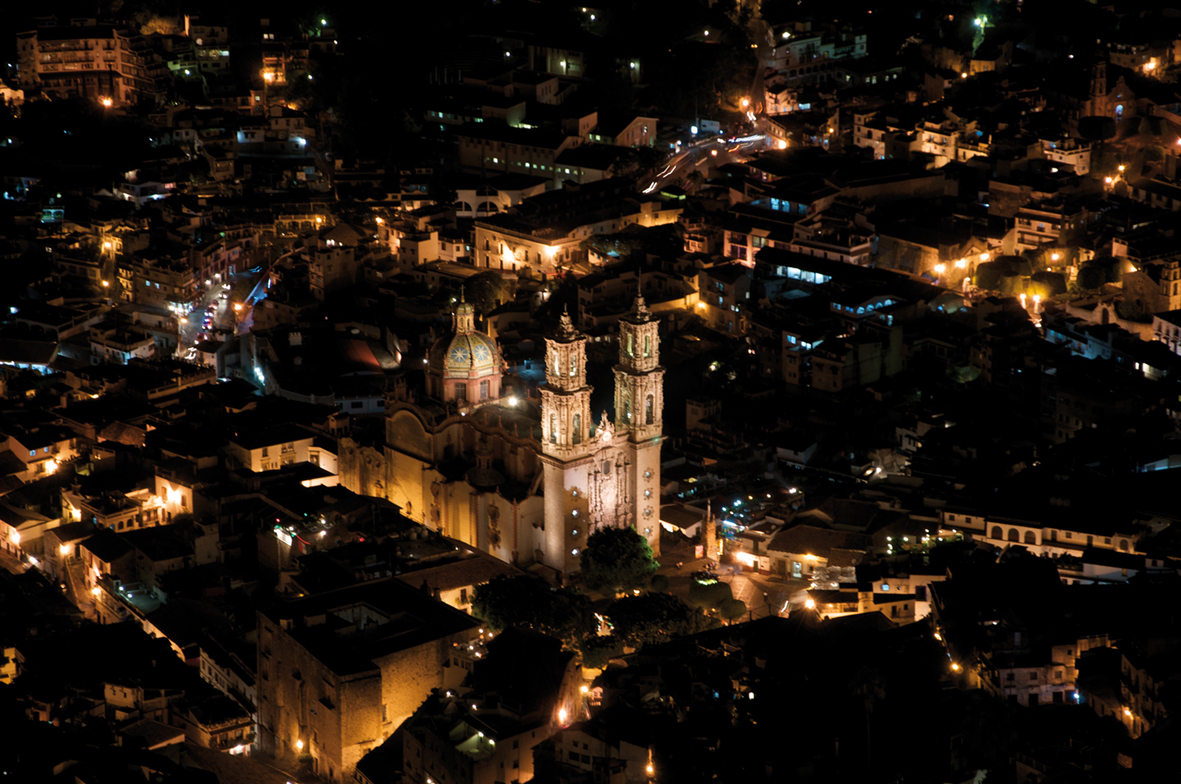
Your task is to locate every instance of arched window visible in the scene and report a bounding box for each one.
[549,414,557,444]
[645,394,654,424]
[991,526,1002,540]
[569,357,577,377]
[627,332,634,356]
[573,414,581,444]
[1118,540,1129,552]
[1008,528,1019,542]
[624,397,632,421]
[643,334,650,357]
[554,354,561,376]
[1024,531,1036,545]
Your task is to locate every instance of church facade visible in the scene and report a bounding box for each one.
[338,295,664,575]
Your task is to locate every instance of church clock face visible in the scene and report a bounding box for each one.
[472,342,491,363]
[448,345,470,365]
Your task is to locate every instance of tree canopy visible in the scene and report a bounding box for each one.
[606,592,715,647]
[471,575,595,647]
[580,526,659,595]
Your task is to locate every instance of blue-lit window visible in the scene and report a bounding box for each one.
[29,450,36,457]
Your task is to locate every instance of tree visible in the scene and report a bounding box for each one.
[719,598,747,622]
[606,592,714,648]
[580,526,659,595]
[579,634,624,669]
[686,579,732,611]
[465,270,504,317]
[471,575,595,647]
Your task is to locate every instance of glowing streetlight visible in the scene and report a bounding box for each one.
[1051,253,1060,262]
[558,707,568,724]
[580,685,589,694]
[961,72,968,79]
[955,259,967,268]
[804,598,816,609]
[934,263,946,275]
[741,98,750,108]
[951,662,961,671]
[777,139,787,149]
[1105,176,1113,184]
[101,97,112,108]
[91,586,100,596]
[646,764,655,776]
[102,280,110,288]
[295,739,304,751]
[979,252,990,262]
[1118,164,1126,172]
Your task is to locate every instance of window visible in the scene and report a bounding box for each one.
[645,395,654,425]
[550,414,557,443]
[262,447,269,457]
[455,384,467,402]
[573,414,581,444]
[460,588,468,604]
[479,380,489,400]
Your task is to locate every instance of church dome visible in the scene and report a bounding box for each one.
[427,296,504,404]
[429,329,500,376]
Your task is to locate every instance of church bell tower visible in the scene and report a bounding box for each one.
[614,293,665,557]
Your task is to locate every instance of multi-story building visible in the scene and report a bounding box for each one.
[1014,197,1089,253]
[256,579,480,782]
[16,24,166,107]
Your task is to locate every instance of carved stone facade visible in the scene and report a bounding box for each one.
[338,298,664,575]
[540,299,664,574]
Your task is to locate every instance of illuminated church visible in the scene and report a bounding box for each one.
[338,294,664,574]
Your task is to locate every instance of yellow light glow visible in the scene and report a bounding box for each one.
[233,303,242,311]
[101,97,112,108]
[955,259,966,268]
[45,459,58,474]
[735,551,757,567]
[1105,177,1113,184]
[951,662,960,671]
[741,98,750,108]
[376,217,383,224]
[91,586,100,596]
[777,139,787,150]
[934,631,942,641]
[804,598,816,609]
[961,72,967,79]
[558,707,568,723]
[979,252,990,262]
[804,553,818,560]
[646,764,654,776]
[60,544,71,557]
[1051,253,1060,261]
[9,530,19,545]
[934,264,946,274]
[295,739,304,750]
[102,281,109,287]
[1118,165,1126,172]
[710,149,718,156]
[1124,707,1132,716]
[580,685,589,693]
